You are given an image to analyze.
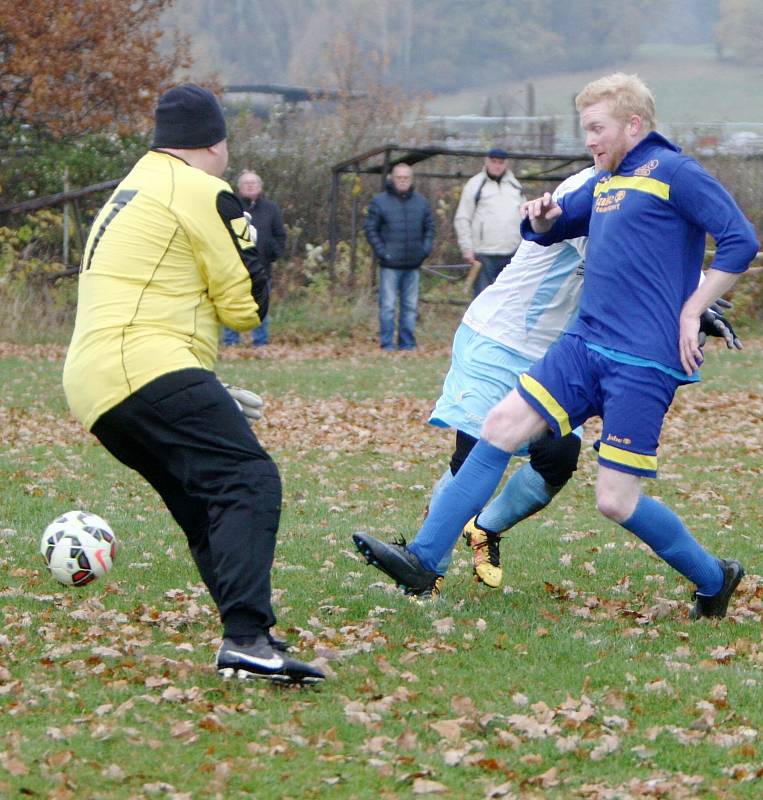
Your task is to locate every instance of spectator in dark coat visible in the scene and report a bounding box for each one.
[363,163,435,350]
[223,171,287,347]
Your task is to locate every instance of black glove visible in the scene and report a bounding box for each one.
[698,301,742,350]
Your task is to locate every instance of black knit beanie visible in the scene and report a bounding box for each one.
[152,84,227,149]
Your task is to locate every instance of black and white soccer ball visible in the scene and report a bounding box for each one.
[40,510,117,587]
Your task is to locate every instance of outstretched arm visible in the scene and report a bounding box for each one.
[520,178,594,244]
[521,192,563,233]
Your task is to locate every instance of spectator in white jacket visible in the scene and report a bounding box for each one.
[454,147,525,297]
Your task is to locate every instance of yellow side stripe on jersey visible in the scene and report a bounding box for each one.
[518,374,571,436]
[598,442,658,472]
[593,175,670,201]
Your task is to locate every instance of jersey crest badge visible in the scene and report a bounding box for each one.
[634,159,659,177]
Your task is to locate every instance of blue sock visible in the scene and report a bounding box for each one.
[477,463,555,534]
[409,440,511,572]
[427,468,458,574]
[621,495,723,595]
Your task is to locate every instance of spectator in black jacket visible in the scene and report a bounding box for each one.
[363,163,435,350]
[223,171,287,347]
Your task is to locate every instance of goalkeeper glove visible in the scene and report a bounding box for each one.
[698,301,742,350]
[243,211,258,245]
[222,383,264,422]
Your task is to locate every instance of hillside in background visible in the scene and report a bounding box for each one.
[428,44,763,125]
[162,1,763,102]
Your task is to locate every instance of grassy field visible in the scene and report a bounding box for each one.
[429,44,763,125]
[0,335,762,799]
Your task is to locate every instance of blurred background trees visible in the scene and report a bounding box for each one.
[0,0,190,140]
[168,0,661,92]
[0,0,760,342]
[0,0,192,338]
[0,0,191,205]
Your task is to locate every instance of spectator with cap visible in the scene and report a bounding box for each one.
[454,147,526,297]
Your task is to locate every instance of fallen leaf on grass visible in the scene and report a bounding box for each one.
[170,720,197,742]
[413,778,449,794]
[102,763,126,780]
[526,766,559,788]
[362,735,393,755]
[343,700,379,726]
[709,645,736,663]
[432,617,455,634]
[722,762,763,782]
[590,734,620,761]
[0,755,29,776]
[451,695,477,716]
[143,783,176,795]
[484,782,516,798]
[706,727,758,748]
[90,645,122,658]
[506,714,560,738]
[430,719,464,742]
[44,750,73,769]
[556,735,581,753]
[644,679,672,694]
[443,748,469,766]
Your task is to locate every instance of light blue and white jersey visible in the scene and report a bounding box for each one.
[462,167,594,361]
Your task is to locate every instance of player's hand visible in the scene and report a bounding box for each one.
[678,310,703,376]
[520,193,562,233]
[698,302,743,350]
[223,383,264,422]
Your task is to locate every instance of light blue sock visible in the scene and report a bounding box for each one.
[621,495,723,595]
[429,466,455,510]
[408,440,511,572]
[477,463,555,534]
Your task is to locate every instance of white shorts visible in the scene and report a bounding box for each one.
[429,323,582,453]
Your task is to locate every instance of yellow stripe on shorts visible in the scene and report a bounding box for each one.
[598,442,657,472]
[518,373,571,436]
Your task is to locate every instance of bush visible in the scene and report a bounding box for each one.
[696,155,763,324]
[0,208,78,342]
[0,123,148,207]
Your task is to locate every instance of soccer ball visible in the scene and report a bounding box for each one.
[40,511,117,587]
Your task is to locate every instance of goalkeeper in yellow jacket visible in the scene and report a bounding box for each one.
[63,84,324,685]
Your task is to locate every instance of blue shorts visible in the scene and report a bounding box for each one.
[429,324,582,456]
[516,334,682,478]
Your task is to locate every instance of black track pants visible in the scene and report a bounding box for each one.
[91,368,280,638]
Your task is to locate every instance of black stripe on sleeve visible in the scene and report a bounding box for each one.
[215,190,269,318]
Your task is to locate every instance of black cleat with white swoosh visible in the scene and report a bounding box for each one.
[216,634,325,685]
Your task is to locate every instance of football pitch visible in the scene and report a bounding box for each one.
[0,340,761,798]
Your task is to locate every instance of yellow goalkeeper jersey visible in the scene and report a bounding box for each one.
[64,150,265,430]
